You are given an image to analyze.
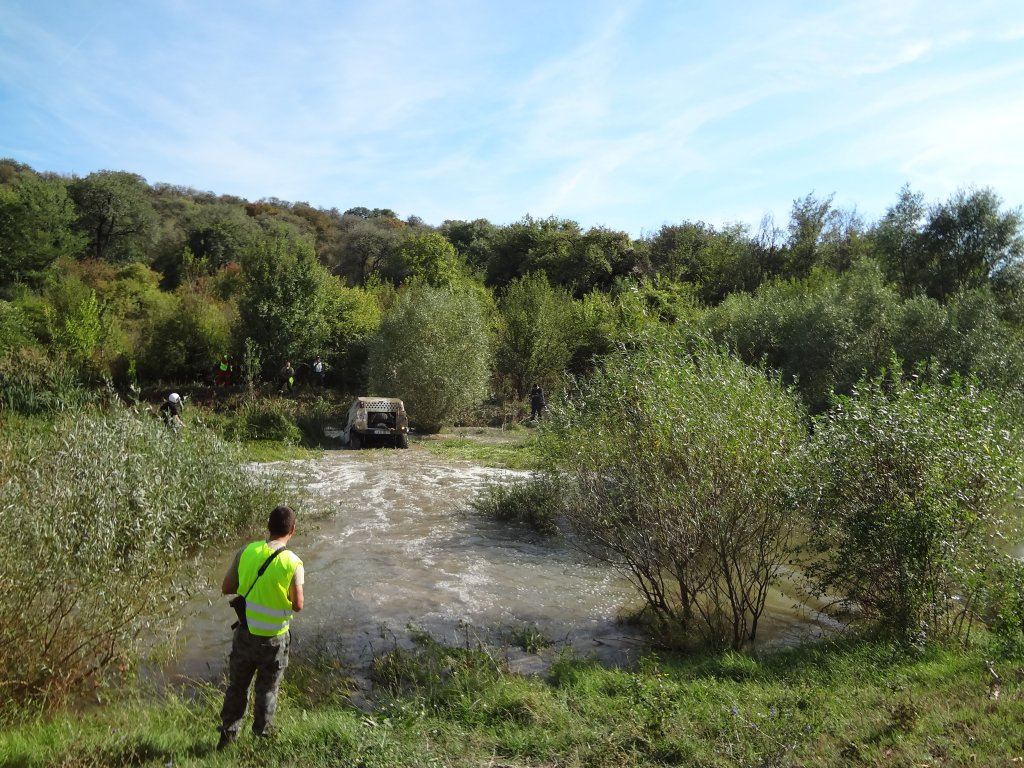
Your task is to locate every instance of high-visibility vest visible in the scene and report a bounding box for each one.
[219,360,229,372]
[237,541,302,637]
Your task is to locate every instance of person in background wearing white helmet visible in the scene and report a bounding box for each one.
[159,392,184,428]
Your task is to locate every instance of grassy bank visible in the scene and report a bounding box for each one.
[2,636,1022,767]
[417,426,541,470]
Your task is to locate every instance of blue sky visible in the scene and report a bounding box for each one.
[2,1,1023,237]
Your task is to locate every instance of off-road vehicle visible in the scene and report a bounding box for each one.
[343,396,410,449]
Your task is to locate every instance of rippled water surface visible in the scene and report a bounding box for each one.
[172,439,838,684]
[172,443,649,681]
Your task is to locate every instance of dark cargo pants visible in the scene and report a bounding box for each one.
[220,627,290,737]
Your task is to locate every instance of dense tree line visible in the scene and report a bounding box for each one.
[3,156,1024,681]
[1,157,1023,428]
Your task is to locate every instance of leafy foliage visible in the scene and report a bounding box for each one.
[319,281,381,390]
[237,228,338,375]
[224,397,302,442]
[329,216,403,285]
[804,367,1024,644]
[541,332,805,650]
[566,285,653,376]
[390,231,463,287]
[68,171,159,263]
[0,300,35,356]
[485,216,641,296]
[918,187,1023,300]
[136,288,234,382]
[0,407,280,714]
[366,284,491,432]
[646,221,763,302]
[0,168,85,285]
[51,288,106,377]
[874,185,1024,300]
[439,217,499,270]
[0,347,87,414]
[470,475,562,535]
[494,272,575,399]
[708,260,901,412]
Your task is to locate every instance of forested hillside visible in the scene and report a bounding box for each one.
[2,158,1023,424]
[4,159,1024,752]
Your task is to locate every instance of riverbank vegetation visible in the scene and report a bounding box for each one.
[1,636,1022,766]
[418,425,543,470]
[3,158,1024,760]
[477,331,1024,653]
[0,406,282,719]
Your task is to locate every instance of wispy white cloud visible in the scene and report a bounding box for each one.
[3,0,1024,233]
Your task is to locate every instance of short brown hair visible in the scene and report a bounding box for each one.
[268,504,296,537]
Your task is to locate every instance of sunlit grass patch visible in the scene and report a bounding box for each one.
[239,440,322,463]
[418,431,540,470]
[2,637,1023,767]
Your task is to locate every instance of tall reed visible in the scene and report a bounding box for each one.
[0,406,281,718]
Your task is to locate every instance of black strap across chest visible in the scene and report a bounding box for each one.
[242,547,288,598]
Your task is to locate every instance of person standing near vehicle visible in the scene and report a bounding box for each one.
[218,505,305,750]
[530,383,546,421]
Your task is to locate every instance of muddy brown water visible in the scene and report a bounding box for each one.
[169,441,838,686]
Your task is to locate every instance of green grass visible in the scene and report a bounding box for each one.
[417,430,541,470]
[238,440,323,463]
[3,637,1023,767]
[470,476,562,535]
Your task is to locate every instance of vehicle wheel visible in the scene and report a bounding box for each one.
[396,433,409,449]
[349,432,362,450]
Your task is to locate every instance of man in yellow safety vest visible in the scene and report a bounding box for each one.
[217,505,305,750]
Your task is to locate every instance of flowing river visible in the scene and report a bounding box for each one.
[169,437,838,687]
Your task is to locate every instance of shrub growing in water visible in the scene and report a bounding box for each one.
[804,366,1024,645]
[0,407,280,717]
[470,475,562,536]
[540,332,805,651]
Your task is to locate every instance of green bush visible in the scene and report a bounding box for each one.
[541,331,805,650]
[493,272,574,400]
[0,300,34,356]
[0,347,87,414]
[136,290,232,382]
[293,396,335,446]
[707,261,901,413]
[0,407,281,717]
[367,284,491,432]
[470,475,562,535]
[225,397,302,443]
[804,366,1024,645]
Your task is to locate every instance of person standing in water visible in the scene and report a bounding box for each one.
[217,505,305,750]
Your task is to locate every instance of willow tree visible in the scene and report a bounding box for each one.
[805,368,1024,645]
[236,226,338,376]
[541,332,805,650]
[494,271,574,399]
[0,167,85,285]
[366,283,491,433]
